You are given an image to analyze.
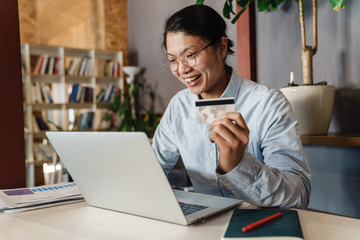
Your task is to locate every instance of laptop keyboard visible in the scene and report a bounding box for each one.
[178,202,208,215]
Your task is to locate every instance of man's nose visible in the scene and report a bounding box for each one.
[177,61,191,74]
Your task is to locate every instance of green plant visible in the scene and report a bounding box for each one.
[196,0,345,85]
[104,81,161,138]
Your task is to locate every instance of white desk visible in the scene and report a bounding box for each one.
[0,202,359,240]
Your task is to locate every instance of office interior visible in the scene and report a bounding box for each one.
[0,0,360,220]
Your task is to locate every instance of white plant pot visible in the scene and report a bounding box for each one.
[280,85,335,135]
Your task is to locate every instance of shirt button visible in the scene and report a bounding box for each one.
[211,178,216,183]
[209,152,215,157]
[223,179,229,184]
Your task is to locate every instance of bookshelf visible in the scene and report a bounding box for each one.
[21,44,123,187]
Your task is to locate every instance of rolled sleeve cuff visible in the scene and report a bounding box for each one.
[216,151,269,203]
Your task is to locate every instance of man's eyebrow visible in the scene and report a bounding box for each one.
[166,45,199,56]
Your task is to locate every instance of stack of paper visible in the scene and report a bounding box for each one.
[0,182,84,213]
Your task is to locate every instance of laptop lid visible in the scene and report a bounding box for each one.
[46,131,241,225]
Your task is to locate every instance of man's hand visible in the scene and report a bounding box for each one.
[208,112,249,173]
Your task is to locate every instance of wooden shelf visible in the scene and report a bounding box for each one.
[66,102,94,109]
[301,133,360,147]
[32,103,64,110]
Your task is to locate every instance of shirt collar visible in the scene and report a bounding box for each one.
[220,70,243,99]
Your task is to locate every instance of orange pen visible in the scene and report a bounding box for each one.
[242,212,282,232]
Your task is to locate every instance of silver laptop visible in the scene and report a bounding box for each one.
[46,131,241,225]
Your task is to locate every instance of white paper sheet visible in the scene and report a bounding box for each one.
[0,182,83,211]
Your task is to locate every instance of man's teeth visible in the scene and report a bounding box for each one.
[185,75,200,83]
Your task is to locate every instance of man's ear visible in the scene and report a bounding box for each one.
[219,37,228,59]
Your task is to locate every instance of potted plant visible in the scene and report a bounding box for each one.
[103,67,161,138]
[196,0,345,134]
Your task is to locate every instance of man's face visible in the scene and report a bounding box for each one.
[165,32,228,99]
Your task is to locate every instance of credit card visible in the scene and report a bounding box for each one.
[195,97,235,124]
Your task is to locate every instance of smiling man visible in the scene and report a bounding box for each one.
[152,4,311,208]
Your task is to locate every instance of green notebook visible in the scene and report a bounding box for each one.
[222,209,303,239]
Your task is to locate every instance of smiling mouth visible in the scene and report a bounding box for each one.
[185,75,201,83]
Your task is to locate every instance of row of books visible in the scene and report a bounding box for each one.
[32,116,61,132]
[66,56,93,77]
[72,111,94,130]
[68,84,94,103]
[32,82,53,103]
[31,83,115,104]
[96,84,116,103]
[30,55,120,77]
[33,143,54,161]
[96,59,122,77]
[33,55,62,75]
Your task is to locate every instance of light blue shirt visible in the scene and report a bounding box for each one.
[152,71,311,208]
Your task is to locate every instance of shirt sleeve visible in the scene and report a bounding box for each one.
[152,97,181,176]
[217,91,311,209]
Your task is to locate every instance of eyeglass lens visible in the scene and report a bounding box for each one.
[164,41,213,72]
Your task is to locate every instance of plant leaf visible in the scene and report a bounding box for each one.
[257,0,270,12]
[196,0,205,4]
[269,0,286,11]
[138,83,144,90]
[330,0,345,11]
[47,119,63,130]
[237,0,251,8]
[104,112,112,121]
[223,1,232,19]
[231,0,253,23]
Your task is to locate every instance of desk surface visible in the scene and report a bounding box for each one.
[1,202,359,240]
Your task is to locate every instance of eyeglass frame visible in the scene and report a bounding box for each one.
[162,41,215,72]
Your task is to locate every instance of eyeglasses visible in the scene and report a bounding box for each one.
[162,41,214,72]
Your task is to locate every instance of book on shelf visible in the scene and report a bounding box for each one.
[32,116,40,132]
[34,116,50,131]
[107,61,121,77]
[75,84,82,102]
[33,143,54,161]
[222,209,303,240]
[66,58,79,76]
[40,84,54,103]
[73,111,94,130]
[31,82,42,103]
[32,54,61,75]
[84,57,93,76]
[73,59,82,76]
[96,84,115,103]
[54,57,62,75]
[39,54,49,74]
[96,88,106,102]
[68,83,79,102]
[84,87,93,102]
[78,56,92,76]
[33,55,44,74]
[32,83,54,103]
[68,84,93,103]
[21,54,27,74]
[66,56,92,77]
[33,116,59,132]
[47,56,55,75]
[96,59,121,77]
